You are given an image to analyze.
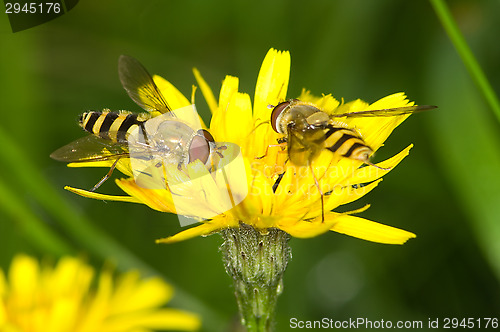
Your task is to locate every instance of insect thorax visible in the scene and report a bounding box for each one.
[281,104,329,134]
[136,120,197,168]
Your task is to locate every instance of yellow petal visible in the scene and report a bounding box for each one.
[280,218,337,238]
[115,180,175,212]
[68,161,114,168]
[110,273,172,314]
[340,145,413,186]
[298,90,340,114]
[68,159,134,177]
[104,309,201,331]
[326,179,382,210]
[51,257,93,296]
[0,297,6,326]
[0,273,6,332]
[184,161,236,218]
[1,254,198,332]
[218,75,239,112]
[343,93,413,151]
[370,92,412,109]
[9,254,39,297]
[151,77,208,130]
[156,219,234,244]
[0,269,6,296]
[330,214,416,244]
[152,75,190,110]
[193,68,218,114]
[253,49,290,120]
[219,92,253,145]
[210,75,239,139]
[78,268,114,331]
[46,298,80,332]
[64,186,141,203]
[250,170,275,216]
[247,49,292,159]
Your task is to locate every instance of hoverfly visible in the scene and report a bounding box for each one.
[51,55,219,191]
[269,99,437,221]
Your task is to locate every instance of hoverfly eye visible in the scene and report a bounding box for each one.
[189,133,211,164]
[270,101,291,133]
[197,129,215,143]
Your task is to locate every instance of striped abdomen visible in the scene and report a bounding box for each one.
[324,125,373,163]
[79,110,150,142]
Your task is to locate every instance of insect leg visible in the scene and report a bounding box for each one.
[255,142,287,160]
[272,171,285,193]
[364,160,391,171]
[309,164,324,223]
[138,122,150,145]
[90,157,121,192]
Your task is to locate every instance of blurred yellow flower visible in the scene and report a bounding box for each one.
[66,48,418,245]
[0,254,200,332]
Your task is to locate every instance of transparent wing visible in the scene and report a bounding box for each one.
[118,55,172,114]
[50,135,130,163]
[331,105,437,118]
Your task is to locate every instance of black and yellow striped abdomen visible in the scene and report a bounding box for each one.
[79,110,151,143]
[287,123,373,166]
[323,125,373,162]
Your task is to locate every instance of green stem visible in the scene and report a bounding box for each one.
[429,0,500,122]
[221,223,291,332]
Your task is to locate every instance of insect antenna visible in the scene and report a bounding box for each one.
[251,118,271,133]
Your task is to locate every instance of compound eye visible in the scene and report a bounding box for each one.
[270,101,291,133]
[188,130,213,164]
[197,129,215,142]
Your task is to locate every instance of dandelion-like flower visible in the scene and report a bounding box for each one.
[60,49,430,331]
[67,49,415,245]
[0,254,200,332]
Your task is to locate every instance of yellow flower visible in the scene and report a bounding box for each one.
[66,49,418,245]
[0,254,200,332]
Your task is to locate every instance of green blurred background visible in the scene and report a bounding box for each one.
[1,0,500,331]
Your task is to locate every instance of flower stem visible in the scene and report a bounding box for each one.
[221,223,291,332]
[429,0,500,123]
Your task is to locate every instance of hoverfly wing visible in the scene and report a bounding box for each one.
[50,135,130,163]
[118,55,172,114]
[331,105,437,118]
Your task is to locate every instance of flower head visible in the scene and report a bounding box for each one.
[66,49,418,245]
[0,254,200,332]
